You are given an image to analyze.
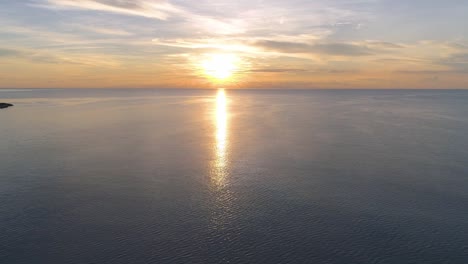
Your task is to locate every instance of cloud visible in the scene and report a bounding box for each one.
[252,40,312,53]
[37,0,251,36]
[0,47,61,62]
[395,70,452,75]
[39,0,179,20]
[313,43,374,56]
[0,48,22,57]
[74,25,133,36]
[253,40,374,56]
[437,53,468,72]
[246,68,308,73]
[0,46,120,67]
[364,41,405,49]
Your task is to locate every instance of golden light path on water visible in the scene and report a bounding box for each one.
[210,88,233,230]
[213,88,228,187]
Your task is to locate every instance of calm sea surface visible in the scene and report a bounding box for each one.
[1,89,468,264]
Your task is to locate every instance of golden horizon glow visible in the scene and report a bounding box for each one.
[201,54,239,81]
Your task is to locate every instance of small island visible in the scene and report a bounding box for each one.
[0,103,14,109]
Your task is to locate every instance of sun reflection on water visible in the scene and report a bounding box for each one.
[213,88,228,187]
[210,88,234,231]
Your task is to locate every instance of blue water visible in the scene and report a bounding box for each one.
[1,89,468,264]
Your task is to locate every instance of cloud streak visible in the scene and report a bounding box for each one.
[0,48,21,57]
[253,40,374,56]
[40,0,179,20]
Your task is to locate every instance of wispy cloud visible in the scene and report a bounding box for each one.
[246,68,308,73]
[0,46,120,67]
[253,40,374,56]
[72,24,133,36]
[38,0,179,20]
[0,48,22,57]
[437,53,468,72]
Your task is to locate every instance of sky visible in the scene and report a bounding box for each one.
[0,0,467,89]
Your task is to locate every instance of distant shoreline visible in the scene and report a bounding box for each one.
[0,103,13,109]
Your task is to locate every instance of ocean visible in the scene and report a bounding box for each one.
[1,89,468,263]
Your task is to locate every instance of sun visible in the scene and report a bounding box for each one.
[201,54,239,80]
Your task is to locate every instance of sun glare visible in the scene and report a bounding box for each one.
[202,54,239,80]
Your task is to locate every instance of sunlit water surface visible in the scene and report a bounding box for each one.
[1,89,468,264]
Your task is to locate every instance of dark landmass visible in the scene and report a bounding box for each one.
[0,103,14,109]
